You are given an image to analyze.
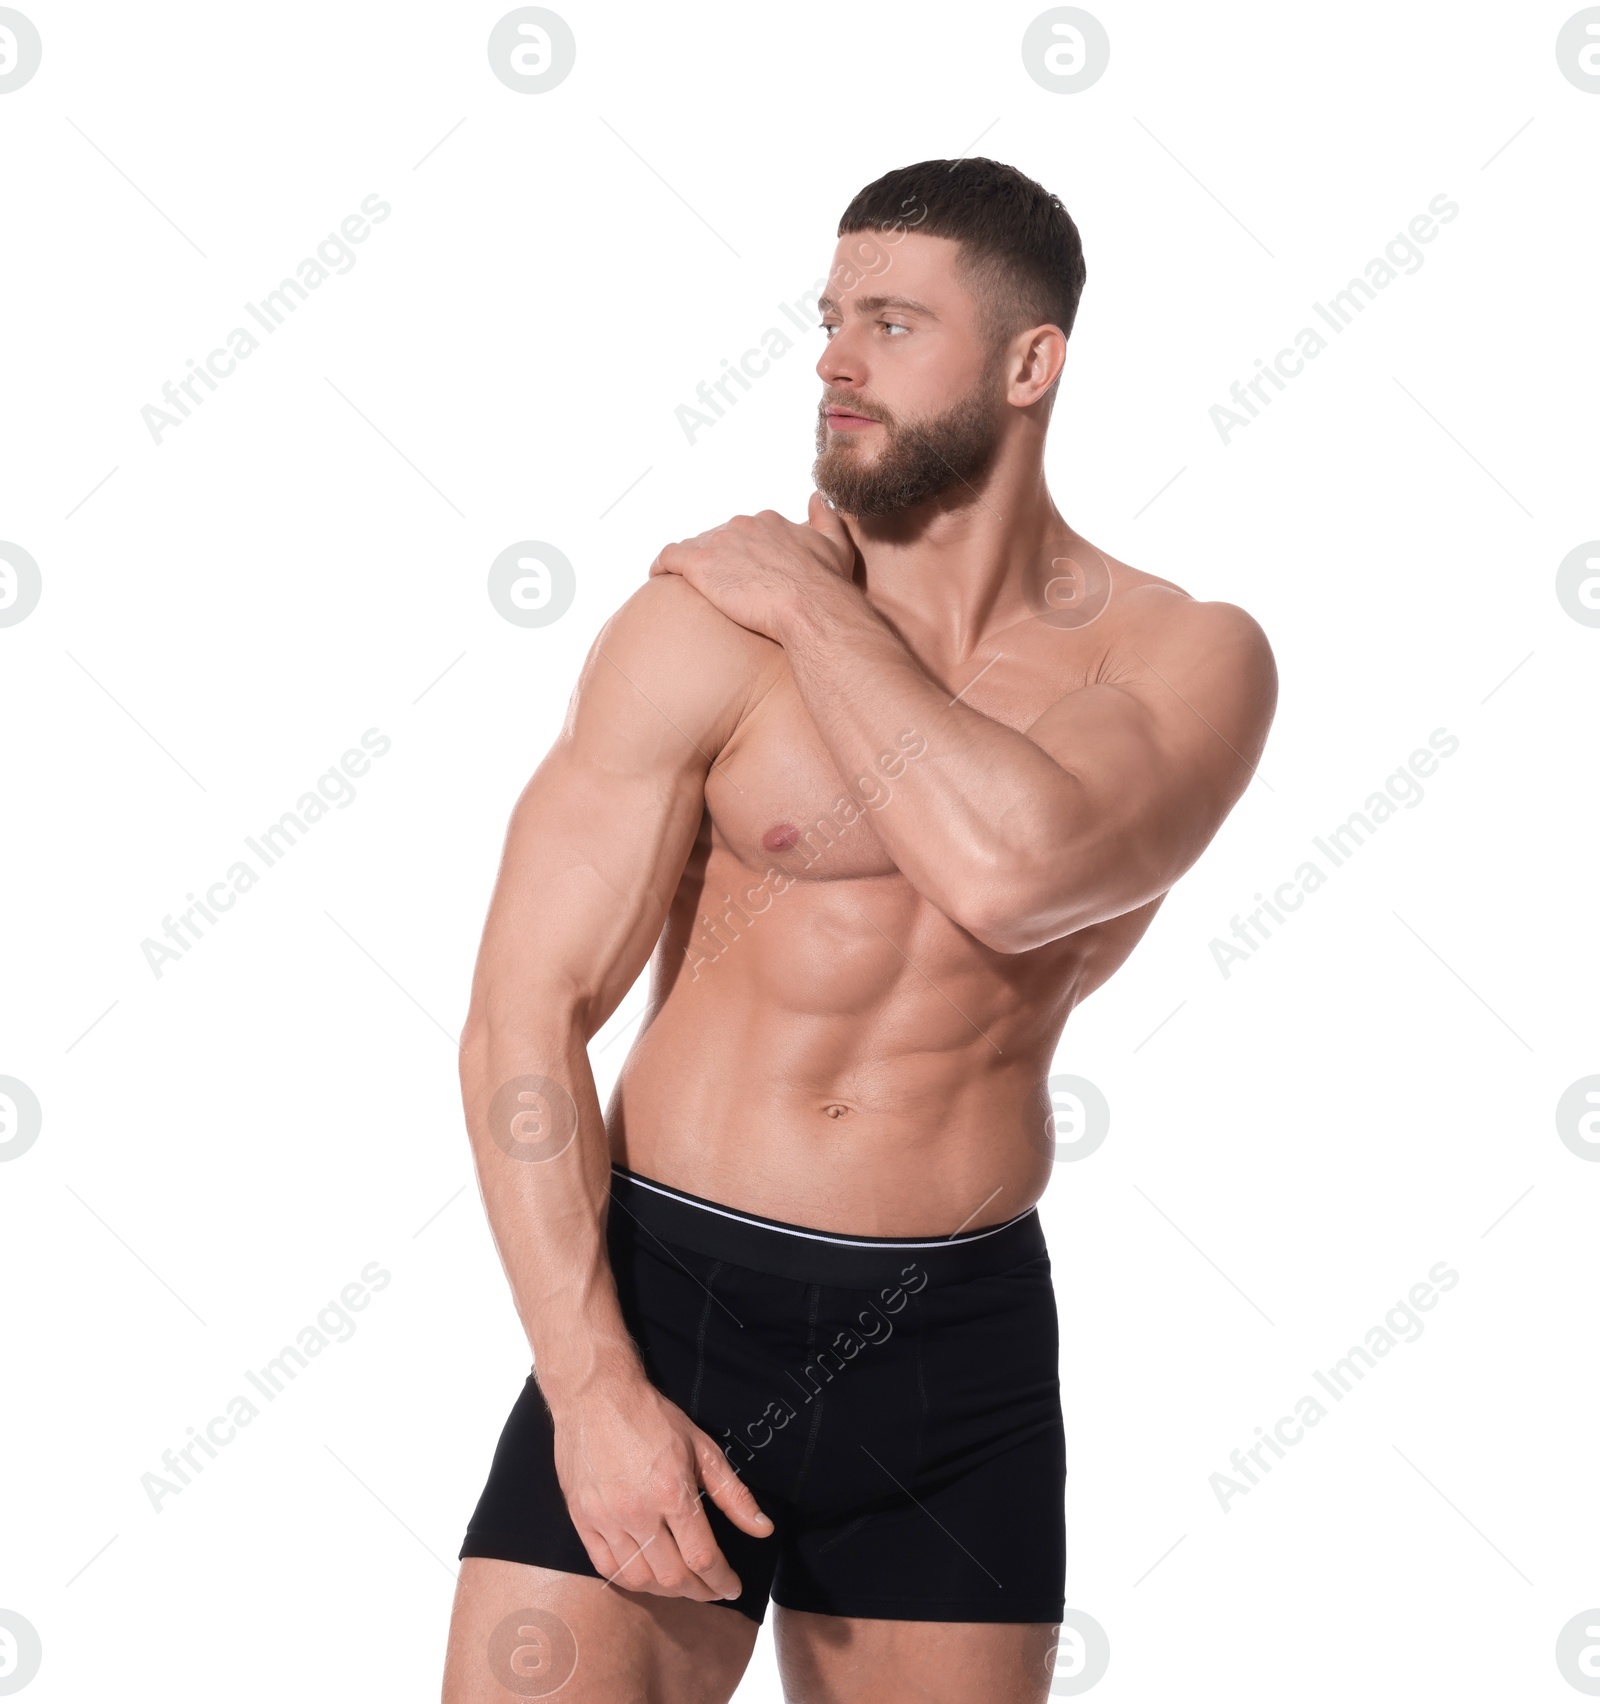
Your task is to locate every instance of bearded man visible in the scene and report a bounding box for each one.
[442,157,1277,1704]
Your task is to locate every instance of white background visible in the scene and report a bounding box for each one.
[2,2,1597,1699]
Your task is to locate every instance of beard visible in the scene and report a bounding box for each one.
[812,378,1005,518]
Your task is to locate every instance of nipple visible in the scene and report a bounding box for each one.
[762,822,801,853]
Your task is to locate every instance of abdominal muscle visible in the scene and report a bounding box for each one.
[602,846,1132,1238]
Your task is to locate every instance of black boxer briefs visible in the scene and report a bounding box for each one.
[459,1165,1066,1625]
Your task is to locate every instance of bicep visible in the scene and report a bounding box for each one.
[476,738,706,1039]
[467,581,756,1036]
[1026,600,1277,929]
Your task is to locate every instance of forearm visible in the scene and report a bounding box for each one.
[459,1003,643,1407]
[778,579,1082,938]
[461,998,775,1596]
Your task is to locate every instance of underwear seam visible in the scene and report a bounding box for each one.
[813,1512,872,1556]
[911,1286,931,1483]
[687,1260,721,1421]
[790,1282,828,1502]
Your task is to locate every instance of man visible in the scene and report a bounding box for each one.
[442,157,1276,1703]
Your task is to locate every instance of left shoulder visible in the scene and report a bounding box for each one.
[1063,557,1280,801]
[1102,557,1275,690]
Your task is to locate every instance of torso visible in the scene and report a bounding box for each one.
[605,555,1180,1235]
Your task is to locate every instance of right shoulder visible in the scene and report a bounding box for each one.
[570,573,779,757]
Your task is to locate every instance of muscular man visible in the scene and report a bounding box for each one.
[442,157,1276,1703]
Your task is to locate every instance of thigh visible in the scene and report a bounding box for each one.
[442,1558,758,1703]
[773,1610,1059,1704]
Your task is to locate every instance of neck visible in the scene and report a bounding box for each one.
[844,449,1073,659]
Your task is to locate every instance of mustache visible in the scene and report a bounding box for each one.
[819,391,892,425]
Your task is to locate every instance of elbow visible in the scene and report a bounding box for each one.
[456,1014,489,1116]
[458,1011,487,1070]
[457,995,508,1067]
[457,980,586,1079]
[948,813,1093,953]
[956,840,1164,954]
[949,851,1054,954]
[961,908,1053,955]
[954,876,1055,955]
[963,885,1116,953]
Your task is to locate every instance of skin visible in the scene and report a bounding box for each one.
[443,229,1277,1703]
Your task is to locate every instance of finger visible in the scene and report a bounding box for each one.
[574,1525,623,1582]
[806,492,859,576]
[593,1523,670,1596]
[806,489,849,541]
[694,1431,775,1539]
[664,1500,744,1601]
[624,1520,722,1602]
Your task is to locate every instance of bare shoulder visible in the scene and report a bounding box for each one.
[573,572,779,756]
[1098,550,1276,705]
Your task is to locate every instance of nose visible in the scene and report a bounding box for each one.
[816,325,865,390]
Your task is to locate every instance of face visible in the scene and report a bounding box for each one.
[813,230,1010,518]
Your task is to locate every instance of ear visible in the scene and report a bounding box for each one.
[1009,324,1067,408]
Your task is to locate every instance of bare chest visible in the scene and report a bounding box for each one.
[704,635,1099,884]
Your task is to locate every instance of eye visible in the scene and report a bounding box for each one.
[819,322,839,340]
[880,321,910,337]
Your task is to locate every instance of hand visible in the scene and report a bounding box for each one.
[648,492,856,642]
[550,1366,773,1602]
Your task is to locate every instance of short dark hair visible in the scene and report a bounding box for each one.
[837,157,1086,345]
